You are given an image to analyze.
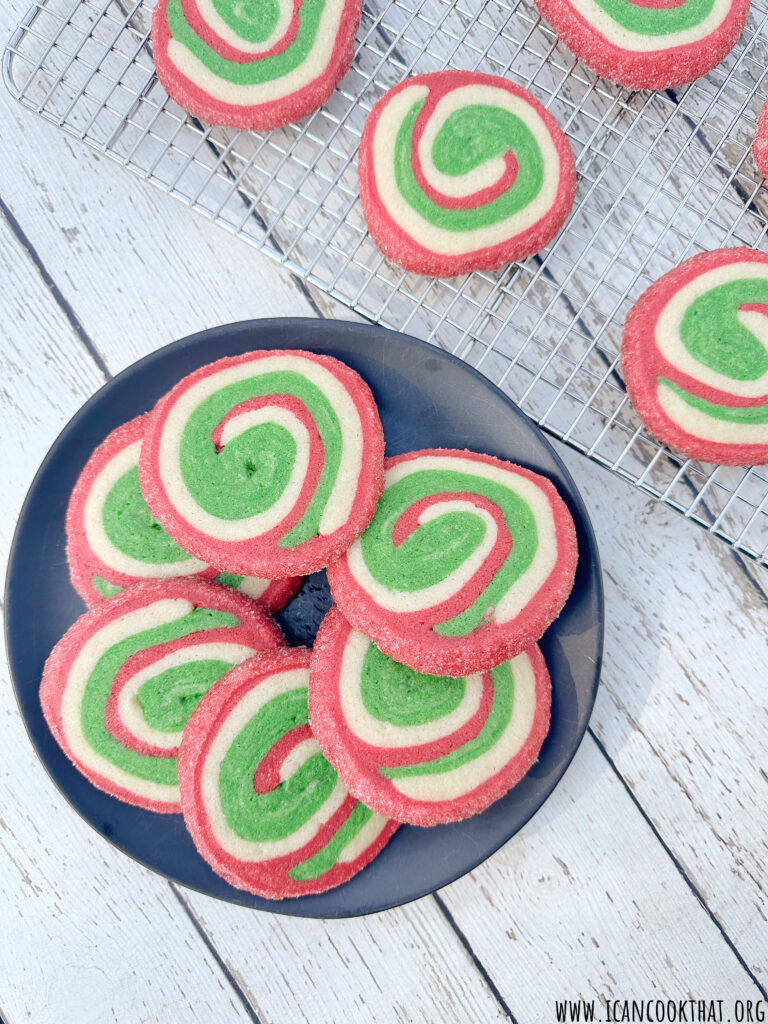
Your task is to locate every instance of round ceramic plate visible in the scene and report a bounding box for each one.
[5,318,603,918]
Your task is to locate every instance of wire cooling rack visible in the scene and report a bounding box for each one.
[4,0,768,568]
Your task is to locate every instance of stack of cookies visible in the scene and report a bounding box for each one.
[42,348,578,899]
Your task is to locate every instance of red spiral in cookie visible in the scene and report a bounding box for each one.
[178,647,398,898]
[66,414,302,610]
[40,579,283,813]
[310,608,551,825]
[327,449,578,677]
[622,248,768,465]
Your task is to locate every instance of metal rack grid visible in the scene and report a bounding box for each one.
[5,0,768,568]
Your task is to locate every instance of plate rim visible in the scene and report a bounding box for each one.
[4,316,605,918]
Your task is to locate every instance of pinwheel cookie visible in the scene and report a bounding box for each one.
[178,647,398,898]
[534,0,749,90]
[40,579,283,813]
[622,248,768,465]
[310,607,551,826]
[67,414,301,611]
[151,0,361,130]
[358,71,576,277]
[139,350,385,578]
[327,449,578,677]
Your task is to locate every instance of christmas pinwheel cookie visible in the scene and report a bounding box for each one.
[40,579,284,813]
[66,414,302,612]
[178,647,398,898]
[140,350,385,577]
[151,0,361,131]
[327,449,578,677]
[622,248,768,466]
[310,607,551,826]
[754,100,768,180]
[534,0,749,90]
[358,71,576,277]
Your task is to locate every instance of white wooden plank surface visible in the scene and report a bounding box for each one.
[566,446,768,985]
[2,0,768,1016]
[438,738,766,1015]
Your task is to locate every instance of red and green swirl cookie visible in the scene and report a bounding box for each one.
[140,350,385,577]
[66,415,301,611]
[40,579,283,813]
[178,647,398,898]
[310,608,551,826]
[151,0,361,130]
[358,71,576,278]
[327,449,578,677]
[534,0,749,90]
[622,248,768,465]
[754,100,768,181]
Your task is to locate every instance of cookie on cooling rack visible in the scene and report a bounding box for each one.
[622,247,768,466]
[178,647,398,898]
[358,70,576,277]
[67,414,302,611]
[533,0,749,90]
[40,579,283,813]
[139,350,384,578]
[151,0,362,131]
[326,448,578,677]
[754,99,768,180]
[309,607,551,826]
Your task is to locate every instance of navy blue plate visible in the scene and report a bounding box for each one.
[4,318,603,918]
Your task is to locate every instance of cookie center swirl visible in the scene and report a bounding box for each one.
[358,469,539,637]
[408,102,539,217]
[398,89,544,228]
[330,623,543,808]
[219,688,337,841]
[63,601,256,801]
[175,370,342,547]
[198,666,390,878]
[680,282,768,381]
[655,262,768,398]
[209,0,287,44]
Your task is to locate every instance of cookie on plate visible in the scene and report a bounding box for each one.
[534,0,749,90]
[139,350,385,578]
[358,71,576,277]
[310,607,551,826]
[178,646,398,898]
[327,448,578,676]
[66,414,302,611]
[40,579,283,813]
[151,0,362,131]
[622,248,768,466]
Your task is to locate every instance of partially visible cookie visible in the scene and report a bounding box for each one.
[151,0,361,130]
[40,579,283,813]
[534,0,749,90]
[178,647,398,898]
[327,448,578,677]
[66,414,301,612]
[358,71,576,277]
[139,350,385,578]
[622,248,768,466]
[309,607,551,826]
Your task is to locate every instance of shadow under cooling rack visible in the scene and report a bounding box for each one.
[5,0,768,568]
